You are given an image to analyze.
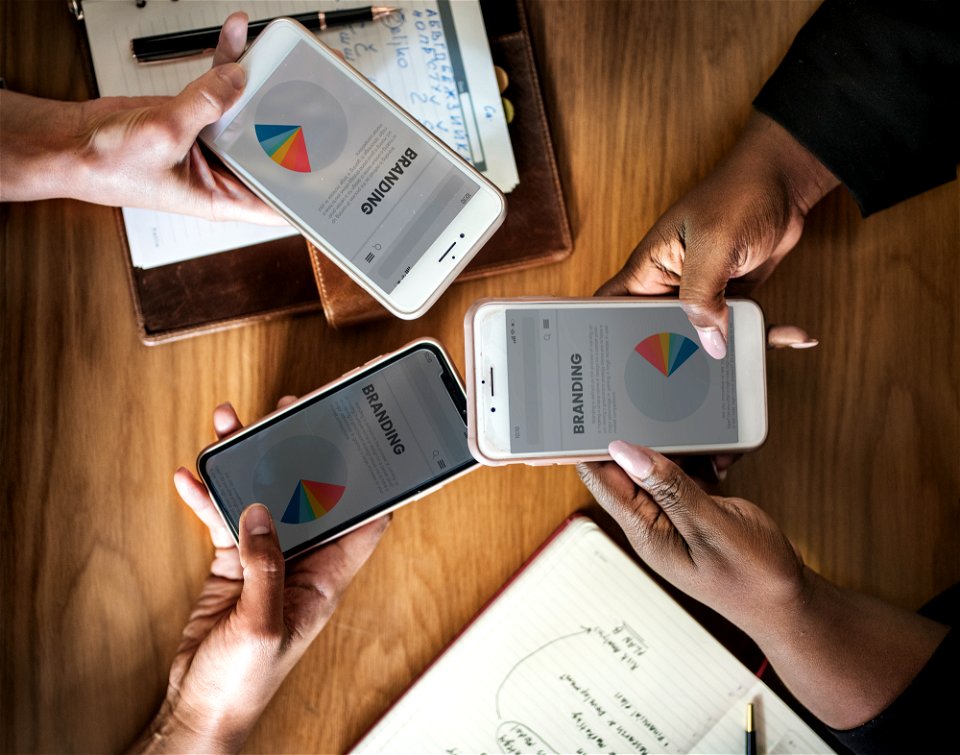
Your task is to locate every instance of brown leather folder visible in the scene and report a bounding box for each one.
[311,0,573,328]
[118,0,570,342]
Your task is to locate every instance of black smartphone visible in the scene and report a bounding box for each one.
[197,339,476,559]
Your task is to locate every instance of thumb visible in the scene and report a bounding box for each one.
[678,233,733,360]
[607,441,713,536]
[236,504,285,639]
[162,63,246,155]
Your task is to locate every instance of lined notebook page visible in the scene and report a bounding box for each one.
[355,518,833,754]
[80,0,517,268]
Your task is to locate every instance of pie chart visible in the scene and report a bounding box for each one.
[282,479,345,523]
[624,332,710,421]
[252,435,348,525]
[253,80,349,172]
[255,124,311,172]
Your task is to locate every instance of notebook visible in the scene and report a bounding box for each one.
[354,517,834,754]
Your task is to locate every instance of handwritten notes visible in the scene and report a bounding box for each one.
[80,0,516,268]
[353,518,833,754]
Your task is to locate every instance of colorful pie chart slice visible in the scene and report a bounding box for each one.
[635,333,699,377]
[255,124,311,173]
[281,479,346,524]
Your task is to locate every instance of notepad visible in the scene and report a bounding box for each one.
[79,0,518,269]
[354,517,834,754]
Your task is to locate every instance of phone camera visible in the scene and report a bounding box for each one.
[459,233,465,238]
[490,407,496,413]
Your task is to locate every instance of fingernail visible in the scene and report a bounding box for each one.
[709,458,728,482]
[695,327,727,359]
[219,63,245,90]
[244,504,273,536]
[789,339,819,349]
[609,441,654,480]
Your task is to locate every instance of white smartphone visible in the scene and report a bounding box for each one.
[197,339,476,559]
[200,19,506,319]
[465,298,768,464]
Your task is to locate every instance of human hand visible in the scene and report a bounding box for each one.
[131,398,389,754]
[578,441,806,633]
[598,112,839,358]
[1,13,281,224]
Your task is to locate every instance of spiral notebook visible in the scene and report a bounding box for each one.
[354,516,834,754]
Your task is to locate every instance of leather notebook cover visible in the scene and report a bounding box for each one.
[311,0,573,328]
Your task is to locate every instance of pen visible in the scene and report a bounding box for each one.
[131,6,399,63]
[746,702,757,755]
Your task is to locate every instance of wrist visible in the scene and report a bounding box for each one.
[129,693,255,754]
[742,111,840,215]
[736,565,824,643]
[0,91,88,203]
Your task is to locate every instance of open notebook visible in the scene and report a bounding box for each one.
[354,517,834,754]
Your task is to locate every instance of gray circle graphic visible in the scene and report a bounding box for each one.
[624,338,710,422]
[252,435,348,511]
[254,80,348,171]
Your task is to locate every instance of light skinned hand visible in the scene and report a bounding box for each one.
[1,13,282,224]
[598,112,839,359]
[130,398,389,753]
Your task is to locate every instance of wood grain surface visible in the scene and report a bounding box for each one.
[2,1,957,752]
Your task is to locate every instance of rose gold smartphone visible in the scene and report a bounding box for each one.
[465,298,767,465]
[197,339,475,559]
[200,19,506,319]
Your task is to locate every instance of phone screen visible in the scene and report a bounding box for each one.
[504,306,739,452]
[200,345,474,556]
[212,39,480,295]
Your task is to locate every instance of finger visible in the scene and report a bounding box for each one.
[213,402,242,438]
[158,63,246,156]
[766,324,819,350]
[276,395,298,410]
[173,467,236,549]
[711,453,742,481]
[236,504,285,640]
[607,441,715,535]
[213,12,248,67]
[285,516,391,638]
[677,232,736,359]
[596,228,683,297]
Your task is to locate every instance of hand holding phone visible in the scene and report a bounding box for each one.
[197,339,476,559]
[200,19,506,319]
[137,398,388,753]
[465,298,768,464]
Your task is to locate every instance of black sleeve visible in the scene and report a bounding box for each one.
[753,0,960,216]
[828,584,960,754]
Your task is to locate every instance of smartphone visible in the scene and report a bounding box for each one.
[197,339,476,559]
[200,19,506,319]
[465,298,767,464]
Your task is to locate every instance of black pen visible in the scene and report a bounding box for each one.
[131,6,399,63]
[746,702,757,755]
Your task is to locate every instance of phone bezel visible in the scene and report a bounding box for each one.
[199,19,506,320]
[197,339,476,560]
[468,298,768,462]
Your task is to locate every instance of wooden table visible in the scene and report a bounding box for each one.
[3,1,957,751]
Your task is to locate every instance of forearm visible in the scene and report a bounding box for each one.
[741,568,949,730]
[0,90,87,202]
